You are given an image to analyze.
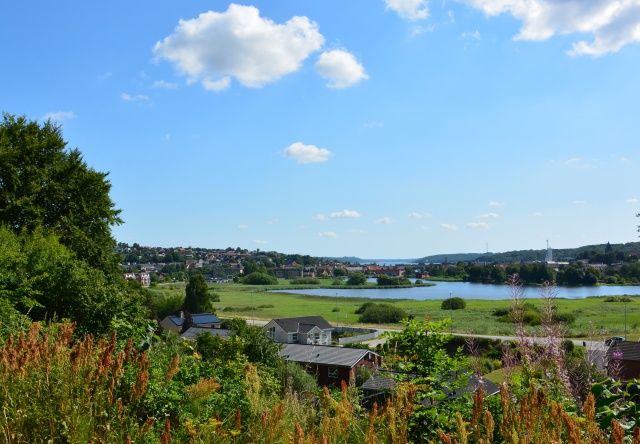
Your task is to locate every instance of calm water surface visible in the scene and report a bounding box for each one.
[271,280,640,300]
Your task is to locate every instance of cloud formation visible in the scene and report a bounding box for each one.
[466,222,490,229]
[121,93,149,101]
[408,212,432,219]
[460,0,640,56]
[532,212,543,217]
[253,240,268,244]
[42,111,77,122]
[318,231,338,238]
[313,214,329,221]
[489,201,505,207]
[440,223,458,231]
[385,0,430,20]
[283,142,333,163]
[626,198,639,204]
[152,80,178,89]
[331,209,361,218]
[238,224,249,229]
[314,49,368,88]
[374,217,393,224]
[153,4,325,90]
[476,213,499,218]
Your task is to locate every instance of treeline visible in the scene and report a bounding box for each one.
[424,261,640,285]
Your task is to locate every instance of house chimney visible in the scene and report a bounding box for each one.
[179,311,184,319]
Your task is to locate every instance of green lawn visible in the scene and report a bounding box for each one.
[149,282,640,338]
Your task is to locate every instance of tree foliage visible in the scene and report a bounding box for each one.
[0,113,122,273]
[441,297,466,310]
[346,272,367,286]
[184,274,213,313]
[241,272,278,285]
[358,303,407,323]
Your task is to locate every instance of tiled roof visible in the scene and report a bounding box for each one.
[167,313,221,327]
[272,316,333,333]
[280,344,378,368]
[606,341,640,361]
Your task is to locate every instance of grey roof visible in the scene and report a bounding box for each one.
[181,327,230,341]
[606,341,640,361]
[361,375,396,392]
[362,372,500,399]
[280,344,377,368]
[271,316,333,333]
[167,313,221,327]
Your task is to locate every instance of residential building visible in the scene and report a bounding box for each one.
[263,315,333,345]
[160,312,222,333]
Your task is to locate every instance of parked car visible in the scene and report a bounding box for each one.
[605,336,626,346]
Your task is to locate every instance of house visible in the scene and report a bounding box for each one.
[160,312,222,333]
[263,315,333,345]
[273,267,303,280]
[121,272,151,287]
[280,343,380,387]
[606,341,640,380]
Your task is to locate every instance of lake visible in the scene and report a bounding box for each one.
[271,280,640,300]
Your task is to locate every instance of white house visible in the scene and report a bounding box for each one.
[263,315,333,345]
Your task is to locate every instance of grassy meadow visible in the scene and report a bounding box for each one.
[149,280,640,339]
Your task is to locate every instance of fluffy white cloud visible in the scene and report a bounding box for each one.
[408,212,433,218]
[283,142,333,164]
[313,214,329,221]
[238,224,249,229]
[489,201,505,207]
[314,49,368,88]
[374,217,393,224]
[152,80,178,89]
[42,111,77,122]
[349,229,365,234]
[363,121,384,128]
[460,0,640,56]
[318,231,338,238]
[476,213,499,218]
[153,4,325,89]
[202,77,231,91]
[466,222,490,229]
[331,209,361,218]
[253,240,268,244]
[385,0,430,20]
[532,212,543,217]
[626,198,639,204]
[440,223,458,231]
[121,93,149,101]
[461,30,482,40]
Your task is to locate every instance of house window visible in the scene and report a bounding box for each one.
[328,367,338,379]
[291,333,298,342]
[267,327,276,339]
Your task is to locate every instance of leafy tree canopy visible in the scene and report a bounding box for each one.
[184,274,214,313]
[346,272,367,286]
[0,113,122,273]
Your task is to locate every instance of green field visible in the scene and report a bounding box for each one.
[149,281,640,339]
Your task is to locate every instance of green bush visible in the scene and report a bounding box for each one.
[358,303,407,323]
[441,297,466,310]
[290,278,320,285]
[241,272,278,285]
[355,302,376,315]
[553,313,577,324]
[346,272,367,286]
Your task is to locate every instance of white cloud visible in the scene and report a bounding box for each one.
[203,77,231,92]
[489,201,505,207]
[318,231,338,238]
[374,217,393,224]
[153,4,325,89]
[238,224,249,229]
[253,240,268,244]
[42,111,77,122]
[385,0,430,20]
[314,49,368,89]
[461,30,482,40]
[283,142,333,164]
[121,93,149,101]
[466,222,490,229]
[331,209,361,218]
[440,223,458,231]
[349,229,365,234]
[565,157,583,165]
[152,80,178,89]
[460,0,640,56]
[532,212,543,217]
[267,219,279,224]
[626,198,639,204]
[165,134,171,141]
[97,72,112,80]
[313,214,329,221]
[620,156,631,163]
[476,213,499,219]
[408,212,432,219]
[363,121,384,128]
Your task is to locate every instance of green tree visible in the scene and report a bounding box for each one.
[0,113,122,273]
[333,267,347,277]
[241,272,277,285]
[346,272,367,285]
[184,274,212,313]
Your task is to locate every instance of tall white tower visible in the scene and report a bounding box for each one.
[545,240,553,263]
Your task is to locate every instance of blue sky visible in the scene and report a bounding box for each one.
[2,0,640,258]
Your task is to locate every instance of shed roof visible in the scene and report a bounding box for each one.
[606,341,640,361]
[180,327,230,341]
[165,313,221,327]
[280,344,377,368]
[270,316,333,333]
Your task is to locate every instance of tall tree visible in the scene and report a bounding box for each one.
[0,113,122,273]
[184,274,212,313]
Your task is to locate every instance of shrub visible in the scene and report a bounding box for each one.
[290,278,320,285]
[553,312,577,324]
[358,303,407,323]
[346,272,367,286]
[441,297,466,310]
[355,301,376,315]
[241,272,278,285]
